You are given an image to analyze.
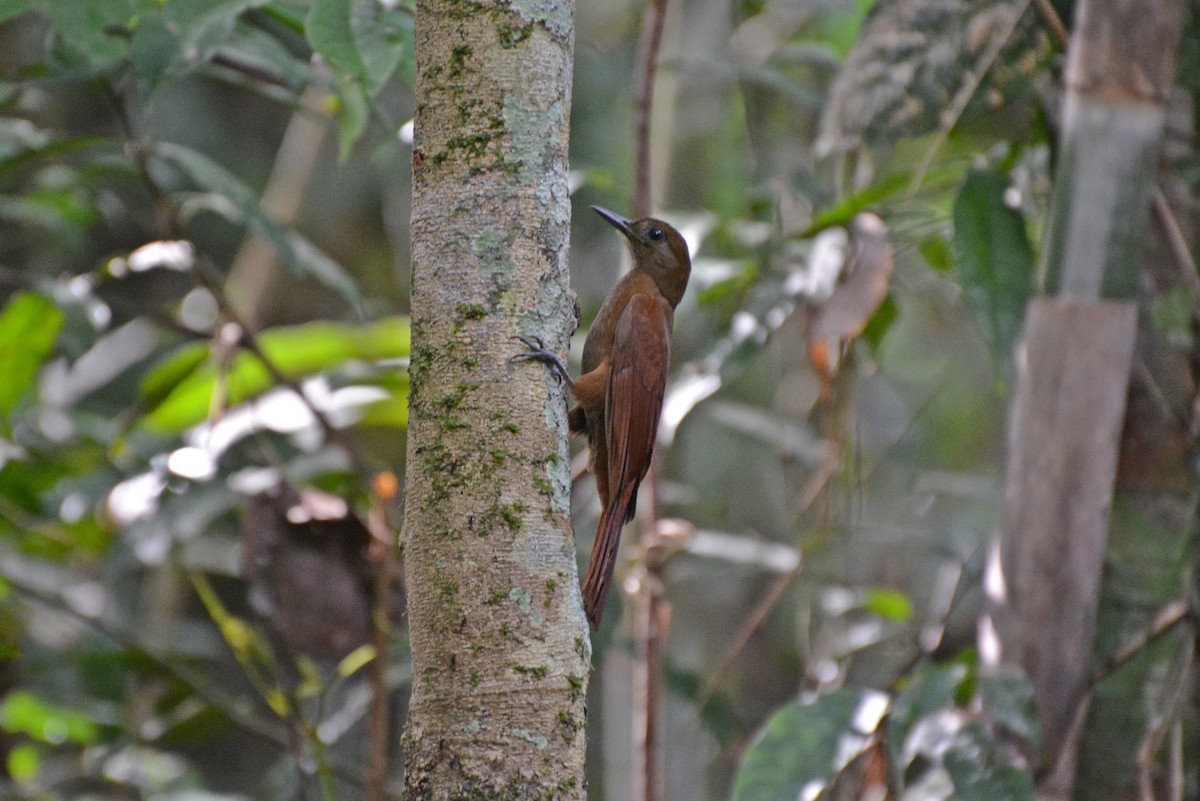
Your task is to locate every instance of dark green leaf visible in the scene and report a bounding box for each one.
[45,0,137,70]
[943,726,1035,801]
[952,169,1035,365]
[307,0,411,93]
[805,173,907,235]
[306,0,365,85]
[860,294,896,350]
[0,0,35,25]
[166,0,270,59]
[214,24,318,93]
[919,234,953,272]
[977,665,1040,752]
[334,78,370,161]
[888,662,967,774]
[353,1,412,94]
[130,13,179,89]
[0,292,63,420]
[307,0,412,155]
[733,689,868,801]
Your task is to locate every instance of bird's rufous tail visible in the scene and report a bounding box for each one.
[580,496,634,628]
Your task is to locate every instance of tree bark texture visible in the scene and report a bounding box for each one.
[402,0,586,797]
[988,0,1184,793]
[993,298,1138,766]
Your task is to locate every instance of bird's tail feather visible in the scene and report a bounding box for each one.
[581,496,632,629]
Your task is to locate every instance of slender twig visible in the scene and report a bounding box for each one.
[1092,600,1192,683]
[631,0,669,219]
[629,0,673,799]
[367,479,402,801]
[1031,0,1069,45]
[1152,190,1200,308]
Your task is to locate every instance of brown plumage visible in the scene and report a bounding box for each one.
[516,206,691,628]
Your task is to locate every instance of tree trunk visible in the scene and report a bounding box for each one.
[987,0,1185,797]
[402,0,586,797]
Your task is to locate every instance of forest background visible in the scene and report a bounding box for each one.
[0,0,1197,800]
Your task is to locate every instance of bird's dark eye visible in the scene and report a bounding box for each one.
[647,227,665,242]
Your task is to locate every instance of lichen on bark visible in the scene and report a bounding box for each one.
[403,0,587,797]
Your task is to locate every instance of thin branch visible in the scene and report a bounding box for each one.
[367,478,403,801]
[1031,0,1069,45]
[1152,190,1200,308]
[628,0,672,797]
[1092,600,1192,683]
[631,0,669,218]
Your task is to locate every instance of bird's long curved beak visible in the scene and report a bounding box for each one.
[592,206,633,238]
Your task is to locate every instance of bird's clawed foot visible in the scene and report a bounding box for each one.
[509,335,575,389]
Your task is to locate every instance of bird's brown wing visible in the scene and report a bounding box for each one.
[581,292,671,627]
[604,292,671,518]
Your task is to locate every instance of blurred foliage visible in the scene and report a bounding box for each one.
[0,0,1196,798]
[0,0,412,798]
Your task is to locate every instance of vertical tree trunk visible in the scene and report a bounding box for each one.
[987,1,1184,796]
[402,0,586,797]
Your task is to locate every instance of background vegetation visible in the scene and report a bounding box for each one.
[0,0,1196,799]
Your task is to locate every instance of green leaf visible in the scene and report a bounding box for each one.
[142,316,410,432]
[336,644,375,678]
[154,141,362,304]
[0,0,35,25]
[129,13,179,90]
[356,2,413,92]
[977,664,1040,752]
[1149,286,1194,349]
[0,292,63,420]
[918,234,953,272]
[805,173,908,235]
[334,78,370,161]
[697,262,758,306]
[732,689,868,801]
[943,726,1035,801]
[1,690,99,745]
[138,344,210,410]
[218,23,318,93]
[307,0,413,154]
[952,169,1035,365]
[45,0,137,70]
[165,0,271,58]
[308,0,411,94]
[887,661,967,774]
[863,588,912,622]
[6,742,39,782]
[306,0,366,86]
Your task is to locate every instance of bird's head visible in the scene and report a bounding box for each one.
[593,206,691,308]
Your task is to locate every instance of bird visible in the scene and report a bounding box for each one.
[513,206,691,628]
